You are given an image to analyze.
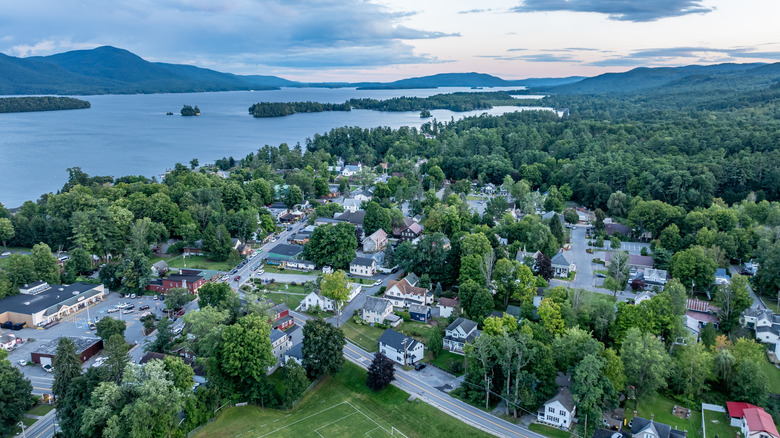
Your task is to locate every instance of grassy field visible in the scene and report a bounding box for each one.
[149,254,234,272]
[263,292,307,311]
[703,410,738,438]
[759,356,780,394]
[529,423,572,438]
[430,350,465,376]
[27,403,54,416]
[193,362,495,438]
[342,319,386,352]
[627,394,701,438]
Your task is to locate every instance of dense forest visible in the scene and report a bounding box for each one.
[248,101,351,117]
[0,96,90,113]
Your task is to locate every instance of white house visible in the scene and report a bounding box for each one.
[283,342,303,365]
[378,329,424,365]
[384,278,433,308]
[550,251,576,278]
[537,374,577,429]
[443,317,480,353]
[270,329,292,363]
[363,229,388,253]
[151,260,168,276]
[342,198,361,213]
[629,417,686,438]
[350,257,376,277]
[437,297,459,318]
[350,188,373,202]
[362,296,394,324]
[341,163,362,177]
[742,308,780,348]
[301,283,362,312]
[1,333,22,351]
[741,407,779,438]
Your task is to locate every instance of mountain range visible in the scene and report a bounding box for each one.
[1,45,778,96]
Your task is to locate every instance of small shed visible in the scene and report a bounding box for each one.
[409,304,431,323]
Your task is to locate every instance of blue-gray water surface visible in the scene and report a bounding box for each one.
[0,87,549,207]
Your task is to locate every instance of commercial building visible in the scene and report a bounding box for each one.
[31,336,103,366]
[0,282,106,328]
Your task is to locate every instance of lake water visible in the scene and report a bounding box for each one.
[0,87,552,207]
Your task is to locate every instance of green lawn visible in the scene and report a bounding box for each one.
[27,403,54,416]
[261,283,309,294]
[263,292,307,311]
[627,394,701,438]
[396,321,439,344]
[150,254,235,272]
[430,351,465,376]
[759,356,780,394]
[193,362,495,438]
[529,423,572,438]
[10,416,37,436]
[263,265,319,276]
[342,319,386,352]
[703,410,738,438]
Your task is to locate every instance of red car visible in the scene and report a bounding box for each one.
[234,275,241,281]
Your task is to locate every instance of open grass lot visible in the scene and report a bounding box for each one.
[150,254,234,272]
[342,319,385,352]
[193,362,494,438]
[529,423,572,438]
[262,292,307,311]
[11,416,37,436]
[27,403,55,416]
[759,356,780,394]
[263,265,318,276]
[261,283,309,294]
[396,321,439,344]
[626,394,702,438]
[703,410,738,438]
[430,350,465,376]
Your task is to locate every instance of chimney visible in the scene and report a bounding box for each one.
[651,414,654,421]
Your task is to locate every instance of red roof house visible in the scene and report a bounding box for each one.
[728,402,761,426]
[742,407,779,438]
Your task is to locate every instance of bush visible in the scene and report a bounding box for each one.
[398,311,411,322]
[535,277,548,288]
[167,241,187,254]
[450,360,464,374]
[641,247,649,256]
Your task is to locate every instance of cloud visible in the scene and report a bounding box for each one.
[458,9,493,14]
[0,0,457,71]
[478,53,577,62]
[512,0,713,22]
[588,46,780,66]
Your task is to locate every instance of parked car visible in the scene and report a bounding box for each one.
[414,362,426,371]
[130,293,137,299]
[596,273,606,278]
[173,326,183,335]
[88,322,97,330]
[153,295,159,300]
[42,364,53,373]
[1,252,10,256]
[234,275,241,281]
[123,309,134,314]
[107,308,119,313]
[17,360,26,366]
[373,279,382,287]
[139,305,150,311]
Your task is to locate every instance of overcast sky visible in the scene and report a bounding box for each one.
[3,0,779,81]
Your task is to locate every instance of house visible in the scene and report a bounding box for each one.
[31,336,103,366]
[634,268,669,289]
[284,342,303,365]
[741,407,779,438]
[151,260,169,276]
[232,238,253,255]
[384,278,433,308]
[630,417,687,438]
[362,296,394,324]
[0,283,106,328]
[400,222,423,242]
[604,252,654,269]
[1,333,22,351]
[341,163,362,177]
[684,298,720,336]
[443,317,480,353]
[715,268,731,286]
[483,183,496,194]
[266,202,290,221]
[267,244,303,260]
[378,329,424,365]
[350,188,373,202]
[335,210,366,228]
[550,251,576,278]
[516,248,543,270]
[604,222,631,237]
[538,373,576,429]
[409,304,431,323]
[270,303,294,330]
[342,198,361,213]
[270,329,292,362]
[289,230,313,245]
[393,218,417,237]
[505,304,522,320]
[301,284,362,312]
[728,402,762,427]
[363,229,388,253]
[437,297,459,318]
[147,271,206,294]
[350,257,376,277]
[283,259,316,271]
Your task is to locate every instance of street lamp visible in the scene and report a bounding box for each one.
[18,421,27,438]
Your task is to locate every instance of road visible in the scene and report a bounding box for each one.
[17,408,57,438]
[342,340,544,438]
[728,265,764,309]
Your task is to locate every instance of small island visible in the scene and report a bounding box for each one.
[0,96,90,113]
[248,101,351,117]
[420,109,432,118]
[181,105,201,116]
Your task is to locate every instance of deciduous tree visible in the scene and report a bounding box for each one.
[366,352,396,391]
[302,318,346,378]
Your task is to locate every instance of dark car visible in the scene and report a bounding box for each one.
[139,305,150,311]
[596,273,606,278]
[414,362,426,371]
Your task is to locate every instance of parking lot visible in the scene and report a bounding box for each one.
[4,291,178,394]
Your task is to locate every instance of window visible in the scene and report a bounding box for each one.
[548,407,555,413]
[560,410,566,416]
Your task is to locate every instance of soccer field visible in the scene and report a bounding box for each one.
[255,401,404,438]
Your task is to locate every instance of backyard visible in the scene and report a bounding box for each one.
[149,254,234,272]
[430,350,465,376]
[702,410,738,438]
[341,318,443,354]
[262,292,307,311]
[626,394,702,438]
[192,362,494,438]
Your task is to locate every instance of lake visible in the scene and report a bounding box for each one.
[0,87,552,207]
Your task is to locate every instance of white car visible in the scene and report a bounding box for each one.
[1,252,10,256]
[42,364,53,373]
[17,360,26,366]
[373,280,382,287]
[123,309,134,314]
[107,308,119,313]
[129,293,137,299]
[92,357,106,368]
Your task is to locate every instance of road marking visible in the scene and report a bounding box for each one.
[344,345,529,438]
[33,422,53,438]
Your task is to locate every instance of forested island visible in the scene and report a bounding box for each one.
[248,91,536,117]
[0,96,90,113]
[180,105,200,116]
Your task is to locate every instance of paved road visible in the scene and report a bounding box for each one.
[327,270,402,326]
[17,407,57,438]
[728,265,764,309]
[342,340,544,438]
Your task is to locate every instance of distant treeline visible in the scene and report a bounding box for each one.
[0,96,90,113]
[249,91,538,117]
[249,101,351,117]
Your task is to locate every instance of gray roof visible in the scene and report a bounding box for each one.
[270,303,290,314]
[550,251,572,267]
[404,272,419,286]
[34,336,102,357]
[363,296,393,314]
[409,304,430,315]
[546,386,576,412]
[379,329,420,352]
[270,329,287,344]
[0,282,102,316]
[631,417,686,438]
[152,260,168,269]
[446,317,477,334]
[505,305,521,318]
[351,257,375,267]
[268,244,303,257]
[286,342,303,359]
[335,210,366,226]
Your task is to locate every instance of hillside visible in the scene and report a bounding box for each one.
[354,72,584,89]
[541,63,774,94]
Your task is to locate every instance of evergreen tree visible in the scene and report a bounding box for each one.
[104,333,129,384]
[53,337,82,408]
[549,215,564,246]
[366,352,396,391]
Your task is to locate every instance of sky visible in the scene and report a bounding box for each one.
[2,0,780,82]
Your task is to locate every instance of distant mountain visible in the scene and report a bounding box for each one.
[353,72,584,89]
[541,63,772,94]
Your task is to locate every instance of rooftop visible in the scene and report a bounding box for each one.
[743,408,779,437]
[409,304,430,314]
[438,297,459,308]
[551,251,572,267]
[351,257,375,267]
[270,329,287,344]
[268,244,304,257]
[34,336,101,356]
[0,282,103,316]
[446,317,477,334]
[363,296,393,314]
[379,328,420,352]
[335,210,366,226]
